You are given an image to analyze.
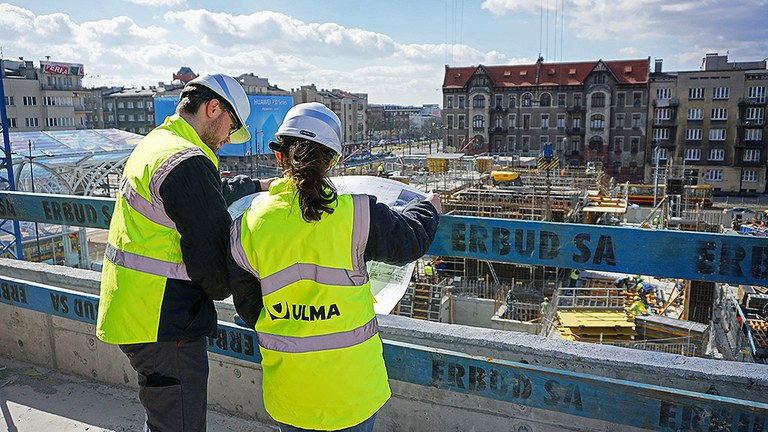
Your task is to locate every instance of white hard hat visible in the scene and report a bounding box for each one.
[187,73,251,144]
[275,102,342,155]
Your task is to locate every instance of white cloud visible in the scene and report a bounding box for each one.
[123,0,185,6]
[481,0,543,15]
[163,9,397,58]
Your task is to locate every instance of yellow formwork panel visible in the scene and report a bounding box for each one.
[557,311,635,329]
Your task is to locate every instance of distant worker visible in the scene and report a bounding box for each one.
[424,262,434,280]
[96,73,272,432]
[540,297,550,315]
[505,289,517,320]
[570,269,580,288]
[228,102,442,431]
[433,257,447,276]
[377,163,385,177]
[628,299,649,318]
[614,276,633,291]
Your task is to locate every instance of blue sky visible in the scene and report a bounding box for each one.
[2,0,767,105]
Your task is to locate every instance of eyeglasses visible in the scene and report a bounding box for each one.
[223,106,240,137]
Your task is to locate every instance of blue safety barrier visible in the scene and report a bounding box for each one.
[1,191,766,286]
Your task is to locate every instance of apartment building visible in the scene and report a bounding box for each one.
[2,58,89,132]
[649,53,768,194]
[443,57,650,182]
[103,88,157,135]
[292,84,368,149]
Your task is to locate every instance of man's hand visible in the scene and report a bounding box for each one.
[426,193,442,214]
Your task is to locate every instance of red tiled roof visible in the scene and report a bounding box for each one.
[444,59,649,89]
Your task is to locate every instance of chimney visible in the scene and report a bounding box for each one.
[654,59,663,74]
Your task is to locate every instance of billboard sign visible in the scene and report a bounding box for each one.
[153,95,293,156]
[40,61,85,77]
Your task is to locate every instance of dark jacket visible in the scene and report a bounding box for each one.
[229,195,440,329]
[155,155,260,341]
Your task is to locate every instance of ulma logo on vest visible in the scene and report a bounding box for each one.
[266,302,342,321]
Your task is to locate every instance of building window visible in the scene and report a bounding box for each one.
[688,88,704,100]
[687,108,703,120]
[495,95,503,109]
[147,101,153,110]
[557,93,566,107]
[572,117,581,129]
[22,96,37,106]
[709,129,726,141]
[25,117,38,128]
[744,149,760,162]
[522,136,530,153]
[654,108,671,122]
[655,88,672,100]
[705,170,722,181]
[591,93,605,107]
[509,114,516,128]
[742,170,758,183]
[745,129,763,141]
[614,137,623,153]
[507,136,516,152]
[4,96,13,106]
[458,96,465,109]
[653,128,669,141]
[458,115,465,129]
[540,93,552,107]
[127,101,135,109]
[711,108,728,120]
[617,93,625,107]
[447,136,454,148]
[633,92,642,107]
[541,114,549,129]
[8,117,17,128]
[472,115,485,129]
[509,95,516,108]
[631,113,642,128]
[447,115,454,129]
[748,86,766,103]
[557,114,565,129]
[137,101,144,108]
[594,74,606,84]
[521,93,532,107]
[118,114,125,122]
[571,137,581,153]
[616,113,625,128]
[590,114,604,129]
[746,107,764,124]
[472,95,485,108]
[709,149,724,161]
[630,137,639,153]
[523,114,530,129]
[494,116,503,128]
[684,148,701,161]
[712,87,729,99]
[117,102,125,109]
[573,94,582,107]
[686,128,702,140]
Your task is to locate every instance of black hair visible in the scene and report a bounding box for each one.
[275,137,338,222]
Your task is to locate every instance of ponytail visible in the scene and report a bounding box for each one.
[276,137,338,222]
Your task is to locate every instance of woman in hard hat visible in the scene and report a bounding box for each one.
[229,102,441,431]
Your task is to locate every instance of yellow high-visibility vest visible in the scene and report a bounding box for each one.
[231,178,390,430]
[96,115,218,344]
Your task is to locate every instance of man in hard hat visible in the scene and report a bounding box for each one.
[96,73,271,432]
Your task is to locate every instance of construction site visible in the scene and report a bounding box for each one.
[340,148,767,365]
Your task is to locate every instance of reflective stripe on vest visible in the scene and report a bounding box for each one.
[119,147,203,230]
[230,194,370,297]
[257,317,378,353]
[104,243,191,281]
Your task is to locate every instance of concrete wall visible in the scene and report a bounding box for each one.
[2,259,767,431]
[441,294,542,334]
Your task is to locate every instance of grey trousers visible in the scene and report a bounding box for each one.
[120,337,209,432]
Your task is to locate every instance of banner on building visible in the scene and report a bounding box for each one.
[153,95,294,157]
[40,61,84,77]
